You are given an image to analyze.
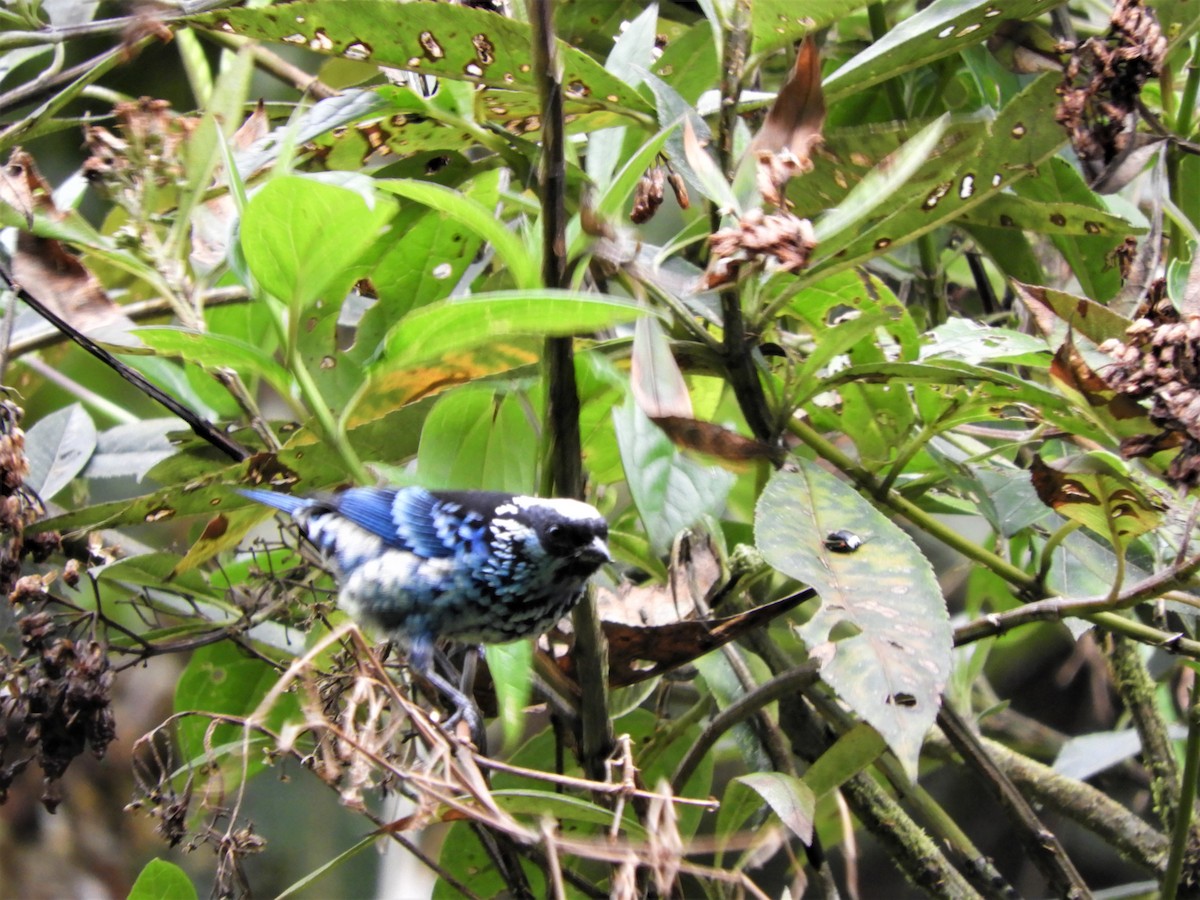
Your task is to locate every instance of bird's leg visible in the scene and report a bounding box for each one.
[409,638,487,752]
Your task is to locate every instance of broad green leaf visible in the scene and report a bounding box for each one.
[376,178,538,290]
[241,174,397,309]
[128,859,198,900]
[24,403,97,501]
[193,1,653,121]
[756,464,951,777]
[346,340,542,427]
[174,641,302,778]
[613,394,735,556]
[373,291,650,372]
[823,0,1055,102]
[367,169,501,331]
[417,388,532,491]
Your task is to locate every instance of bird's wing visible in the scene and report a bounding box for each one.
[330,486,460,558]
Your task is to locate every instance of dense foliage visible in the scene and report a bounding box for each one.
[1,0,1199,897]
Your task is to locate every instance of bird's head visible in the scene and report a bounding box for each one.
[517,497,610,577]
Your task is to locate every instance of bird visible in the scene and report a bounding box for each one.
[239,485,611,745]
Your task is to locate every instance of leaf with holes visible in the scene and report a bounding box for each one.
[1030,453,1164,550]
[756,464,950,777]
[808,73,1066,277]
[192,1,652,124]
[751,0,873,56]
[823,0,1056,103]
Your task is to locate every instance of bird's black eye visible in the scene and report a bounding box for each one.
[546,524,562,538]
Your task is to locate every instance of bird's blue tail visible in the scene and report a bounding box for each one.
[238,487,311,516]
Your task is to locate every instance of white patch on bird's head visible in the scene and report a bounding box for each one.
[512,495,604,525]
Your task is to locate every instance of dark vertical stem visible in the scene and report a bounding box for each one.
[528,0,613,781]
[713,0,774,442]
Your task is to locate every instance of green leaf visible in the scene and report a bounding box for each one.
[193,1,653,121]
[486,641,534,752]
[823,0,1055,103]
[814,113,949,249]
[756,464,951,777]
[731,772,815,844]
[1030,453,1164,550]
[174,641,302,777]
[750,0,872,56]
[1012,157,1136,303]
[81,419,177,482]
[131,327,291,396]
[127,859,198,900]
[922,319,1051,367]
[613,393,735,555]
[803,723,887,798]
[367,169,501,330]
[416,388,534,493]
[373,291,650,373]
[376,178,538,290]
[24,403,97,501]
[241,174,397,309]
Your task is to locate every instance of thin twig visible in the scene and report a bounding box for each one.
[0,266,249,461]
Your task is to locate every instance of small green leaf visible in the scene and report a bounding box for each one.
[24,403,97,501]
[803,723,887,798]
[128,859,198,900]
[728,771,815,844]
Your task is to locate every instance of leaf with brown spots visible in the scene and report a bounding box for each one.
[1029,453,1163,549]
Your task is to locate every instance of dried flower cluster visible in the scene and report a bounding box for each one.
[0,398,59,594]
[705,208,816,289]
[1056,0,1166,180]
[1099,292,1200,486]
[83,97,198,199]
[630,162,689,224]
[0,613,115,812]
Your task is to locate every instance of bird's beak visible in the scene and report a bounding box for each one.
[580,535,611,565]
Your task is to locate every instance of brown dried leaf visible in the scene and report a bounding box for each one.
[652,415,782,465]
[3,151,125,331]
[751,36,826,165]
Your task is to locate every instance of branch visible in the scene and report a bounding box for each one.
[0,266,250,462]
[938,705,1090,898]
